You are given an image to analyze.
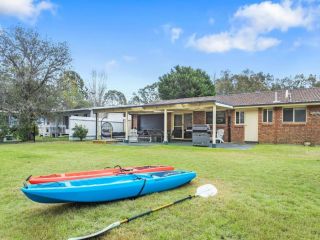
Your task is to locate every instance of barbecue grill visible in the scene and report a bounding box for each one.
[192,124,211,147]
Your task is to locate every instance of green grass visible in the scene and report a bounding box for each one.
[0,142,319,240]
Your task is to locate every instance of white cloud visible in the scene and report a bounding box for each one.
[122,55,136,62]
[162,24,183,43]
[188,0,320,53]
[0,0,55,22]
[234,0,314,32]
[170,27,183,43]
[106,60,118,71]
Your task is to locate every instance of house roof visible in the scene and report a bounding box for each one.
[92,88,320,112]
[145,88,320,107]
[214,87,320,107]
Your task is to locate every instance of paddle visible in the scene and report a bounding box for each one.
[68,184,218,240]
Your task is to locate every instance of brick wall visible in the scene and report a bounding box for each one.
[230,110,244,143]
[193,111,205,124]
[258,105,320,145]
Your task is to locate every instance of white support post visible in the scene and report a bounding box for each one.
[163,109,168,144]
[95,112,98,140]
[125,111,129,143]
[212,104,217,148]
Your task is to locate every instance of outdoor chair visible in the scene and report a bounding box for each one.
[128,129,138,143]
[216,129,224,143]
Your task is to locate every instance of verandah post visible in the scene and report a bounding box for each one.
[163,109,168,144]
[211,104,216,148]
[124,111,129,143]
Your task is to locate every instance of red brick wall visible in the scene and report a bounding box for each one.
[258,105,320,145]
[193,111,205,124]
[230,110,245,143]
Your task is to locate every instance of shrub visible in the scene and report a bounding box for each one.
[72,124,88,141]
[0,125,9,142]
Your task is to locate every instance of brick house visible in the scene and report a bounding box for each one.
[93,88,320,145]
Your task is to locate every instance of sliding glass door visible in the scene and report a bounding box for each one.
[173,113,193,139]
[173,114,183,138]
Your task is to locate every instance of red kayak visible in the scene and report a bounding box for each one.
[27,165,174,184]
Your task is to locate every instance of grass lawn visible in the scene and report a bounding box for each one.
[0,142,319,240]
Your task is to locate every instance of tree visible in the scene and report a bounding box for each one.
[72,124,88,141]
[271,74,319,90]
[87,70,108,107]
[58,71,90,109]
[0,113,9,142]
[130,83,160,104]
[158,65,215,99]
[104,90,127,105]
[0,26,71,141]
[215,70,273,95]
[214,70,235,95]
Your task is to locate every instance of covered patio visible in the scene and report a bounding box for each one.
[93,98,233,147]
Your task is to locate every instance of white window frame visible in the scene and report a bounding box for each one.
[262,109,273,123]
[283,107,307,123]
[235,111,245,125]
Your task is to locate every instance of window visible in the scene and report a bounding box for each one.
[236,111,245,124]
[263,109,273,123]
[206,111,226,124]
[283,108,306,123]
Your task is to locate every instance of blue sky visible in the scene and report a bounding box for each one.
[1,0,320,97]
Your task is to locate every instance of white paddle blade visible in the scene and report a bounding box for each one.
[195,184,218,198]
[68,221,121,240]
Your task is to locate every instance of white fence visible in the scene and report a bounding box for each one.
[69,116,129,141]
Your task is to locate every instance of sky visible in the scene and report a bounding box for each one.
[0,0,320,97]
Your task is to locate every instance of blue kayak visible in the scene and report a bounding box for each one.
[21,170,196,203]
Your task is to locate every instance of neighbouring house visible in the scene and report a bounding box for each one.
[38,108,94,137]
[38,108,129,139]
[92,88,320,146]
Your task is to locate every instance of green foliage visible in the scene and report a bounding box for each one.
[215,70,320,95]
[158,65,215,99]
[0,26,71,141]
[104,90,127,105]
[271,74,319,90]
[72,124,88,141]
[0,113,9,142]
[58,71,90,109]
[0,125,9,142]
[11,119,39,142]
[130,83,160,104]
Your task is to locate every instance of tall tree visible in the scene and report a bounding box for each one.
[130,83,160,104]
[214,70,235,95]
[87,70,108,107]
[0,27,71,141]
[58,71,90,109]
[272,74,319,90]
[158,65,215,99]
[104,90,127,105]
[215,70,273,95]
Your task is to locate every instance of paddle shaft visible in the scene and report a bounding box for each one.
[124,194,194,223]
[68,194,196,240]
